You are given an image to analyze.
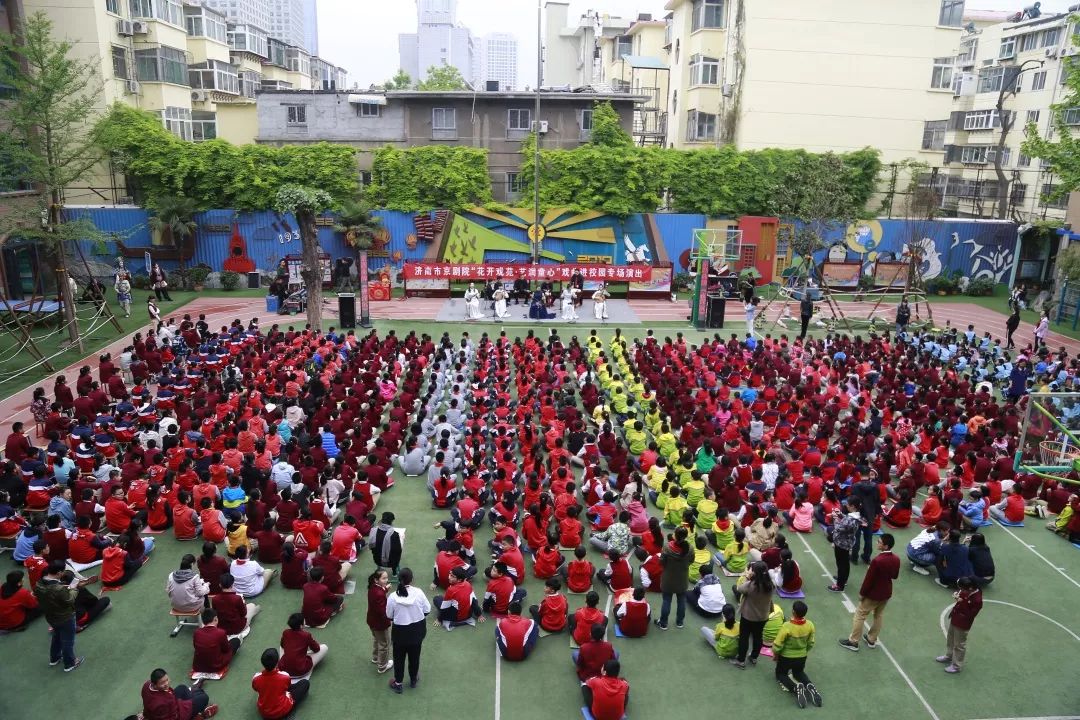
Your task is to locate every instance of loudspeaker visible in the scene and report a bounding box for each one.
[706,296,726,329]
[247,271,261,290]
[338,293,356,328]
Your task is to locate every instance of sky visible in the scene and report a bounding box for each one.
[318,0,1077,88]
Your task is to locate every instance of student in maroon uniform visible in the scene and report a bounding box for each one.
[583,659,630,720]
[840,533,900,652]
[495,601,539,661]
[252,517,284,564]
[212,573,260,636]
[139,667,218,720]
[574,623,617,681]
[198,542,230,595]
[278,612,328,679]
[192,608,241,676]
[252,648,309,720]
[528,577,568,632]
[300,567,344,627]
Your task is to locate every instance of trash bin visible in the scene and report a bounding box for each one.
[265,295,279,313]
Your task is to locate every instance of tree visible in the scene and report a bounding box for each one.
[334,199,382,327]
[1024,35,1080,206]
[273,185,333,330]
[384,69,412,90]
[147,195,199,286]
[589,101,633,148]
[0,12,106,349]
[415,64,469,91]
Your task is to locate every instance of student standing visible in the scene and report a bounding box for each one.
[1005,307,1020,349]
[772,600,822,708]
[937,577,982,674]
[799,295,814,340]
[385,568,431,694]
[366,570,393,673]
[840,533,900,651]
[826,497,861,592]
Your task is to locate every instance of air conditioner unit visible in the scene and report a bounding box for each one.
[721,83,733,97]
[531,120,549,134]
[1061,46,1078,57]
[126,79,140,94]
[1046,47,1058,58]
[132,21,149,34]
[117,19,134,36]
[191,90,209,102]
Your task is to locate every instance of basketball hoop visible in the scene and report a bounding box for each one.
[1039,439,1080,467]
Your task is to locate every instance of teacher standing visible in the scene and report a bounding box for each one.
[385,568,431,695]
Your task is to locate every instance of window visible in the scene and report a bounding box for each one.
[922,120,947,151]
[359,102,380,118]
[1063,107,1080,125]
[238,70,261,98]
[960,146,991,164]
[957,38,978,64]
[977,65,1004,93]
[999,36,1016,59]
[963,109,1001,130]
[188,60,239,94]
[228,25,269,59]
[1011,183,1028,204]
[129,0,184,27]
[1019,33,1039,53]
[1042,27,1061,48]
[691,0,725,32]
[185,10,227,43]
[686,109,716,142]
[286,105,307,125]
[939,0,965,27]
[1017,152,1031,167]
[579,108,593,141]
[507,108,531,139]
[1027,109,1041,124]
[191,111,217,142]
[135,46,188,85]
[286,47,311,76]
[1042,184,1068,209]
[106,0,121,14]
[931,57,953,90]
[1032,70,1047,91]
[112,46,129,80]
[689,54,720,85]
[612,35,632,60]
[161,106,192,141]
[506,172,525,196]
[432,107,457,139]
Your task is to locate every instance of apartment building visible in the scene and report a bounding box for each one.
[597,16,669,145]
[543,2,632,88]
[662,0,963,164]
[936,11,1079,221]
[255,89,641,202]
[399,0,479,87]
[480,32,519,91]
[14,0,345,203]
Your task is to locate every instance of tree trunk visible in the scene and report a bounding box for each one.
[50,196,82,351]
[298,208,322,331]
[994,92,1013,221]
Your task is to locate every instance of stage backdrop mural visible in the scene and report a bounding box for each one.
[67,207,1018,290]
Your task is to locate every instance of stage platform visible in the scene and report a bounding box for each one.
[435,298,642,325]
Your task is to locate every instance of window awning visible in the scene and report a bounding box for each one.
[347,94,387,105]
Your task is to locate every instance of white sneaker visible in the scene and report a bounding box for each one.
[378,660,393,673]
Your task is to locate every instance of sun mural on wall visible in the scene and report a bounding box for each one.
[439,207,618,265]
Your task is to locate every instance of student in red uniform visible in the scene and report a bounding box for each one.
[199,498,227,544]
[561,545,595,594]
[278,612,328,679]
[252,648,309,720]
[574,623,617,681]
[330,514,362,564]
[433,566,483,629]
[614,586,651,637]
[597,549,633,592]
[569,591,608,647]
[192,608,241,675]
[528,577,568,632]
[101,534,145,587]
[495,601,539,661]
[104,485,139,534]
[532,539,566,579]
[140,667,218,720]
[0,570,41,632]
[494,535,525,586]
[483,562,525,615]
[583,659,630,720]
[300,567,344,627]
[173,491,200,541]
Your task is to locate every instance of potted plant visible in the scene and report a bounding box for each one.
[190,266,210,292]
[220,270,241,291]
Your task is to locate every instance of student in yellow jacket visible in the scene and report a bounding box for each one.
[771,600,822,708]
[702,603,740,658]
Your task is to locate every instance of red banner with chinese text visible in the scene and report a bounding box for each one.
[403,263,652,282]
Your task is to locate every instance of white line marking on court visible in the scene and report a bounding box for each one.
[494,644,502,720]
[796,533,942,720]
[938,600,1080,643]
[603,591,614,639]
[996,524,1080,589]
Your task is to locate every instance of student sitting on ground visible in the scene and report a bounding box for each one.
[575,623,617,681]
[0,570,41,632]
[532,540,566,580]
[483,562,525,615]
[301,567,344,627]
[569,591,608,647]
[597,549,633,593]
[278,612,328,679]
[230,546,277,598]
[883,490,913,529]
[496,601,538,661]
[192,608,241,676]
[101,534,146,588]
[252,647,309,720]
[688,567,727,618]
[768,549,803,594]
[582,659,629,720]
[433,566,483,630]
[935,529,973,588]
[701,603,740,659]
[213,573,261,636]
[528,577,567,633]
[138,667,219,720]
[614,586,651,637]
[907,522,946,576]
[967,533,995,587]
[559,545,595,594]
[714,527,751,574]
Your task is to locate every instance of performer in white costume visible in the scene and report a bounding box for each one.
[464,283,484,320]
[592,284,610,321]
[560,286,578,322]
[493,284,511,318]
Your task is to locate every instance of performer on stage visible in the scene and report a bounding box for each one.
[529,289,555,320]
[592,284,610,321]
[464,283,485,320]
[571,270,585,307]
[493,284,511,319]
[512,277,531,305]
[560,286,578,322]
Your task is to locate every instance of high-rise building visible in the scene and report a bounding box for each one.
[302,0,319,55]
[269,0,305,51]
[480,33,518,91]
[399,0,478,87]
[200,0,272,33]
[543,3,632,88]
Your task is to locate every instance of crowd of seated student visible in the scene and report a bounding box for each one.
[5,306,1080,717]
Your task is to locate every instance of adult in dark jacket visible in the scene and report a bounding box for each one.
[849,477,881,564]
[966,533,994,586]
[370,512,402,575]
[138,667,217,720]
[731,561,775,667]
[654,528,692,630]
[895,298,911,334]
